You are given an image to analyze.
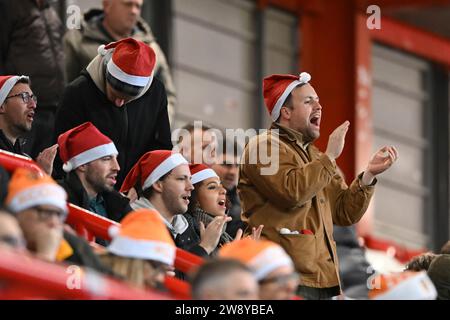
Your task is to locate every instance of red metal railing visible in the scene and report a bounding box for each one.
[362,235,426,263]
[0,150,44,175]
[0,249,172,300]
[66,204,200,299]
[66,204,204,274]
[0,151,202,299]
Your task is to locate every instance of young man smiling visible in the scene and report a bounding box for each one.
[57,122,131,223]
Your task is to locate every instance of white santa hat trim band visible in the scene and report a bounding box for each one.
[143,153,188,190]
[108,235,175,266]
[8,184,68,214]
[271,72,311,121]
[249,246,294,280]
[0,76,29,106]
[63,142,118,172]
[107,59,152,87]
[191,168,218,185]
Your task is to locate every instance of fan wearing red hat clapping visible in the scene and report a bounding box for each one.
[183,164,263,255]
[120,150,228,262]
[54,38,173,188]
[238,72,398,300]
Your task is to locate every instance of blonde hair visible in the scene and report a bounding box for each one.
[100,253,149,288]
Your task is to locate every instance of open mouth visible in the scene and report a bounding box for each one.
[218,199,226,208]
[182,195,190,204]
[107,175,117,184]
[27,112,34,121]
[309,114,320,127]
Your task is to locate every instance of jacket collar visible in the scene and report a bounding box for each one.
[64,171,91,206]
[0,130,26,155]
[270,122,311,149]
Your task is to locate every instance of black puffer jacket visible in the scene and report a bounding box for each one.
[0,0,65,109]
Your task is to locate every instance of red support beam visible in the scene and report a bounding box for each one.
[300,0,358,181]
[354,13,375,236]
[370,15,450,69]
[356,0,450,9]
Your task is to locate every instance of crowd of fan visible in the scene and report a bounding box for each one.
[0,0,448,300]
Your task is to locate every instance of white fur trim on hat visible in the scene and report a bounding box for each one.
[142,153,188,190]
[271,72,312,121]
[373,271,437,300]
[107,59,152,87]
[63,142,118,172]
[0,76,29,106]
[7,184,67,215]
[107,235,176,266]
[191,168,218,185]
[249,246,294,280]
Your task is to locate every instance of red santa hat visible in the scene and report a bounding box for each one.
[107,209,176,265]
[190,164,219,185]
[0,75,30,106]
[263,72,311,121]
[57,122,118,172]
[98,38,155,89]
[120,150,188,193]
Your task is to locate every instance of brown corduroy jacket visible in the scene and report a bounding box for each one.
[238,122,376,289]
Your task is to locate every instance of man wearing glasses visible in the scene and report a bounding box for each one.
[5,167,69,262]
[0,75,58,175]
[5,168,112,275]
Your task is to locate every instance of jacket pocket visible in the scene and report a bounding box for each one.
[279,233,318,275]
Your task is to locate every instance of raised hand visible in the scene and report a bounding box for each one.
[199,215,232,254]
[367,146,398,176]
[362,146,398,185]
[325,121,350,160]
[234,224,264,241]
[36,144,58,175]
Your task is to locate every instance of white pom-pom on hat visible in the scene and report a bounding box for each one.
[299,72,311,84]
[62,162,73,172]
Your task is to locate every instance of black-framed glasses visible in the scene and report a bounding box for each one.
[34,206,67,222]
[5,92,37,105]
